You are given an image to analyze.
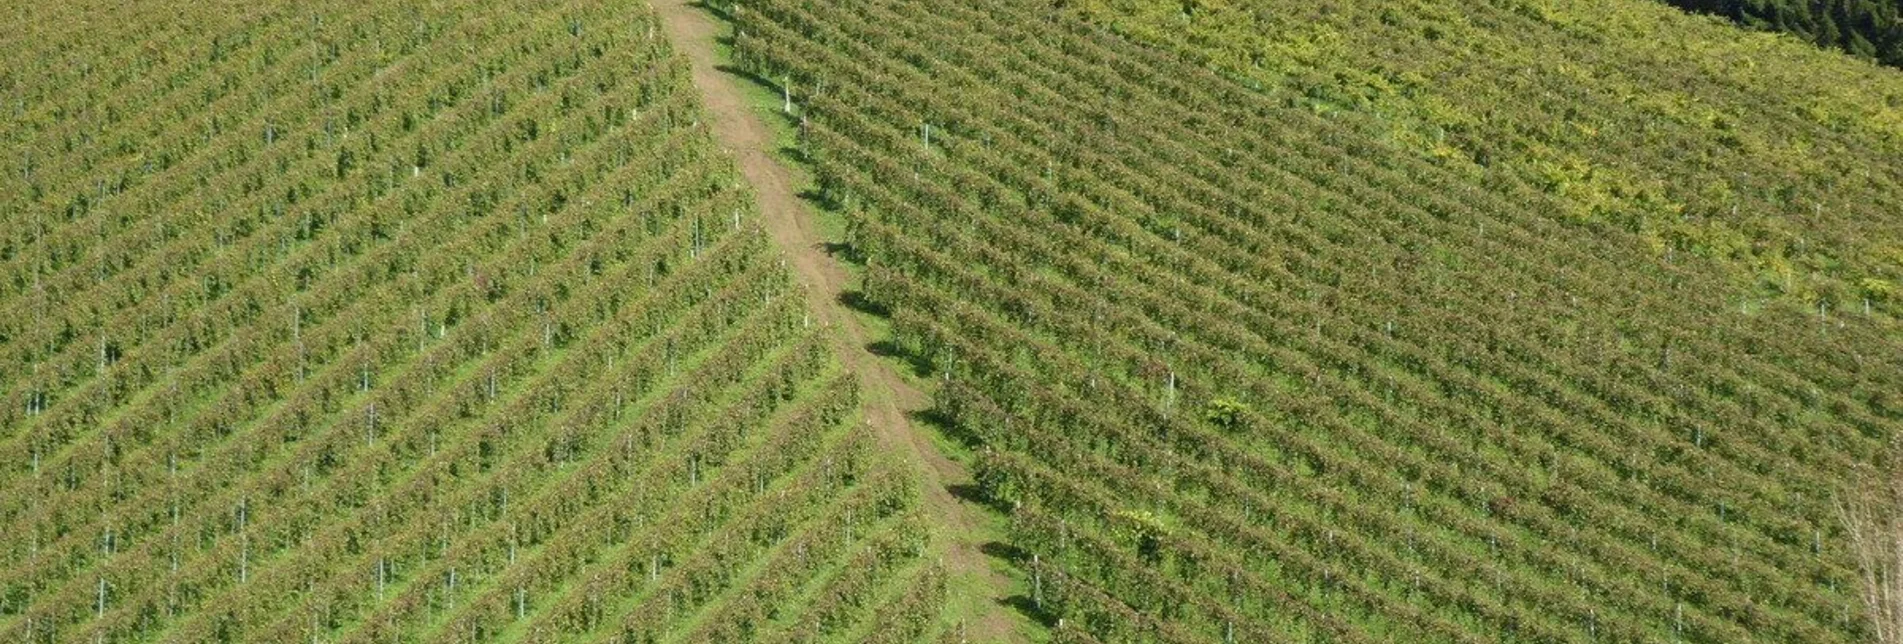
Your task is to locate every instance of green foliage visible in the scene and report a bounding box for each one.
[733,0,1903,641]
[0,0,937,641]
[1064,0,1903,317]
[1201,398,1249,432]
[1863,278,1897,302]
[974,449,1025,510]
[1109,509,1170,565]
[1666,0,1903,68]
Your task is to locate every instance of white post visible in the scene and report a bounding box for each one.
[238,499,249,583]
[294,306,304,381]
[1032,554,1042,609]
[1166,371,1177,412]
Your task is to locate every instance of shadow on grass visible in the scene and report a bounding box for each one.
[909,407,986,451]
[998,595,1058,628]
[837,290,888,316]
[947,482,988,505]
[819,240,855,259]
[795,187,830,207]
[979,540,1026,562]
[819,237,865,265]
[979,541,1062,627]
[868,340,935,380]
[692,0,735,23]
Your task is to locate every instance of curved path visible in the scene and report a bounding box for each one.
[652,1,1022,640]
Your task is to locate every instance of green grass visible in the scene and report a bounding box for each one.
[704,6,1041,640]
[727,0,1903,640]
[0,0,948,641]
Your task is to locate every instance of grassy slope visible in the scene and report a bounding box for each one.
[728,0,1903,640]
[1068,0,1903,316]
[0,0,937,641]
[705,20,1040,642]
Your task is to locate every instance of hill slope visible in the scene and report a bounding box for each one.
[731,0,1903,640]
[1665,0,1903,67]
[1067,0,1903,314]
[0,0,945,641]
[6,0,1901,641]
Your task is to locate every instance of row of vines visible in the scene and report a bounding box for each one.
[0,0,947,641]
[1061,0,1903,318]
[728,0,1903,640]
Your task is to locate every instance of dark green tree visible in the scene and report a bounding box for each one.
[1665,0,1903,68]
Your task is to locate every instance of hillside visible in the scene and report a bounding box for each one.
[4,0,1901,641]
[1065,0,1903,316]
[1666,0,1903,67]
[0,0,947,641]
[731,0,1903,640]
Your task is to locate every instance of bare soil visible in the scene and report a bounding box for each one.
[651,1,1022,640]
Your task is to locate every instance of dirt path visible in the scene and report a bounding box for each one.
[651,1,1020,640]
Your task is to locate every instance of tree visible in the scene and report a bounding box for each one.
[1838,458,1903,643]
[1662,0,1903,69]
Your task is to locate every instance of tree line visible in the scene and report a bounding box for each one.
[1668,0,1903,67]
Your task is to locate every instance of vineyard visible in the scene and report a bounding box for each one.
[729,0,1903,640]
[1664,0,1903,68]
[5,0,1902,640]
[0,0,948,641]
[1063,0,1903,315]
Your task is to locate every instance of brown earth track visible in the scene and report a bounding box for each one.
[651,1,1022,640]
